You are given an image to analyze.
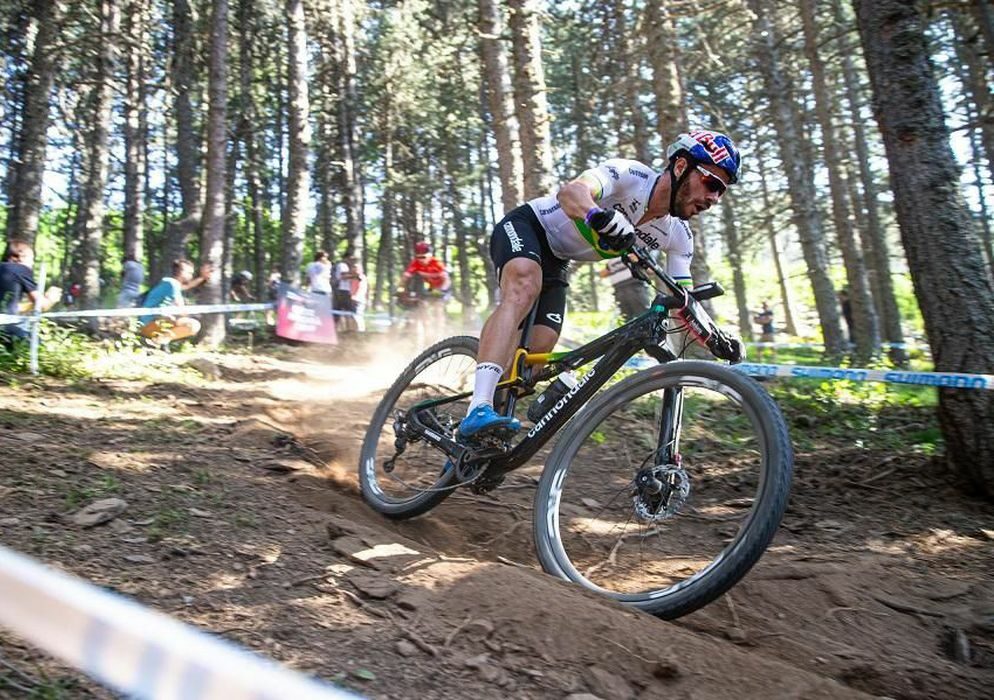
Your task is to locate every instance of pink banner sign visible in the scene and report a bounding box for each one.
[275,285,338,344]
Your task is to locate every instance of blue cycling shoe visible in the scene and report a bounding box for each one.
[458,404,521,439]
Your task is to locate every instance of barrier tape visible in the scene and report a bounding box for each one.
[1,301,358,323]
[0,545,359,699]
[732,362,993,390]
[620,357,993,390]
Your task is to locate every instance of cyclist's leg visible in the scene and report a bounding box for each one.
[530,281,568,357]
[477,257,542,371]
[462,207,570,437]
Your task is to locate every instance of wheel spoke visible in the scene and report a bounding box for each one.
[535,364,792,617]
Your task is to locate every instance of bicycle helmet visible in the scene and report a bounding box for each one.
[414,241,431,256]
[666,130,741,184]
[664,130,740,218]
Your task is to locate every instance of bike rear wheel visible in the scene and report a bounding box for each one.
[533,360,792,619]
[359,335,478,519]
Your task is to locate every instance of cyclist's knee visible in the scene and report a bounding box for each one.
[499,260,542,309]
[531,325,559,354]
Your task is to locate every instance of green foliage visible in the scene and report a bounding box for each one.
[0,322,98,380]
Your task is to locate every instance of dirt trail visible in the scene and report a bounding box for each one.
[0,346,991,699]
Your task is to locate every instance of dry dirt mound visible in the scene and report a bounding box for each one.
[0,347,991,698]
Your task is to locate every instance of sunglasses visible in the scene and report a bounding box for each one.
[695,164,727,196]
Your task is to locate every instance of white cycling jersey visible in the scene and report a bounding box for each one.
[526,158,694,287]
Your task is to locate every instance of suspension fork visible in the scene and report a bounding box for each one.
[656,386,684,466]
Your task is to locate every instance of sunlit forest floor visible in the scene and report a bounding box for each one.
[0,332,991,698]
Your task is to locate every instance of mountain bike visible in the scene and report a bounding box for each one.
[359,246,793,619]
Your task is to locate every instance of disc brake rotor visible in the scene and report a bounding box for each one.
[633,465,690,522]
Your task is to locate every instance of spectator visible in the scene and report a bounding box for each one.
[138,259,211,347]
[1,239,59,347]
[265,269,281,326]
[117,254,145,307]
[753,301,775,343]
[230,270,254,303]
[62,282,82,308]
[838,288,854,345]
[306,251,332,297]
[600,257,650,321]
[347,255,367,332]
[333,254,356,327]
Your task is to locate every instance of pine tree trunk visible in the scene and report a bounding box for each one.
[236,0,266,297]
[614,0,650,164]
[282,0,311,281]
[755,117,798,337]
[77,0,119,309]
[122,0,149,262]
[645,0,686,142]
[856,0,994,499]
[373,109,394,311]
[833,0,906,364]
[508,0,554,199]
[166,0,202,265]
[337,0,364,260]
[951,9,994,201]
[974,0,994,54]
[479,0,523,210]
[5,0,62,245]
[721,194,752,342]
[200,0,228,345]
[749,0,844,356]
[800,0,879,361]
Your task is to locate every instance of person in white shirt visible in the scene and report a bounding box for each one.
[306,251,332,296]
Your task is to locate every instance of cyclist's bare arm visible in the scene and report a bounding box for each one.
[556,175,602,219]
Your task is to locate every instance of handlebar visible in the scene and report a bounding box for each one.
[623,246,744,363]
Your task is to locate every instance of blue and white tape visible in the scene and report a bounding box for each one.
[620,357,993,390]
[733,362,993,390]
[0,545,359,699]
[0,301,359,324]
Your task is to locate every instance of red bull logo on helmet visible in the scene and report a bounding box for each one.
[689,130,729,164]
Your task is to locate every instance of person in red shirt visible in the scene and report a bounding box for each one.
[398,241,451,343]
[402,241,451,295]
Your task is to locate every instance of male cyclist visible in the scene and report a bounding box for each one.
[401,241,451,298]
[399,242,451,333]
[459,130,742,439]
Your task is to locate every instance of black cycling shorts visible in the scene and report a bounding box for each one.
[489,204,570,334]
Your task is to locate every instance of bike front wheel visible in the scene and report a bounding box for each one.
[359,335,478,519]
[533,360,793,619]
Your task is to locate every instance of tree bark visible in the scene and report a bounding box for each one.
[645,0,686,143]
[951,9,994,202]
[800,0,880,361]
[856,0,994,498]
[165,0,202,266]
[479,0,523,210]
[721,194,752,342]
[77,0,119,309]
[508,0,554,199]
[282,0,311,281]
[749,0,844,356]
[833,0,907,365]
[122,0,149,262]
[5,0,63,245]
[200,0,228,345]
[615,0,650,164]
[754,140,798,337]
[374,107,394,311]
[336,0,364,260]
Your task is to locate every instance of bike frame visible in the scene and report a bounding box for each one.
[406,245,727,487]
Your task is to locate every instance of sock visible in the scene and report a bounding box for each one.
[468,362,504,414]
